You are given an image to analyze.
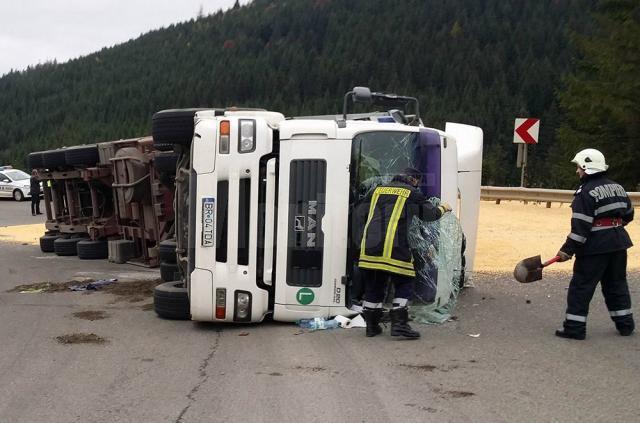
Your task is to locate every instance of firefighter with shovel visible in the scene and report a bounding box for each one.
[554,149,635,340]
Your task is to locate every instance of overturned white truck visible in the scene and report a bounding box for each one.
[152,87,483,322]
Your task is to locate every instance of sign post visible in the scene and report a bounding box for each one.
[513,118,540,187]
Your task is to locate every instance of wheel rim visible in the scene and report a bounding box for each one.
[14,190,23,201]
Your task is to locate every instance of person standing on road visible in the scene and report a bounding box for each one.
[358,167,452,339]
[29,170,42,216]
[555,149,634,340]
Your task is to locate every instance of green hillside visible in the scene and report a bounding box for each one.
[0,0,637,188]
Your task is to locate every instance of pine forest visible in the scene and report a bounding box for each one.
[0,0,638,189]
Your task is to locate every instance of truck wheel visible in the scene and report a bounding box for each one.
[154,281,190,320]
[40,233,61,252]
[64,145,99,167]
[154,152,179,174]
[13,189,24,201]
[28,152,45,170]
[53,236,83,256]
[158,239,177,263]
[77,239,108,259]
[160,261,180,282]
[42,149,67,169]
[152,109,206,148]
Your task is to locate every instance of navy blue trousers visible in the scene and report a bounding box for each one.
[361,268,414,304]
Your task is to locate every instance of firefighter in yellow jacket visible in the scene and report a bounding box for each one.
[359,167,451,339]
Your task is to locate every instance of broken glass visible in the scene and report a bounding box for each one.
[352,131,417,201]
[348,129,465,323]
[408,198,464,324]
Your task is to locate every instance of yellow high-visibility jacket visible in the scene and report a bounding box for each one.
[358,181,444,277]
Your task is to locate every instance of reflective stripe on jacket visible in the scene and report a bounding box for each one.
[358,180,443,276]
[561,172,634,256]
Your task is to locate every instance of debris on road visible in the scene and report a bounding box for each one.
[9,278,162,304]
[103,279,162,303]
[444,390,475,398]
[467,333,481,338]
[398,364,437,372]
[297,317,340,330]
[333,314,366,328]
[69,278,118,291]
[10,281,78,293]
[55,333,107,345]
[72,310,108,321]
[18,286,48,294]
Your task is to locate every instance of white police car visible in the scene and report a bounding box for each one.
[0,168,33,201]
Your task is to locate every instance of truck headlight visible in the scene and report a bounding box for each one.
[234,291,252,321]
[238,120,255,153]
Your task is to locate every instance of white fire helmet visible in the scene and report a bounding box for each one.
[571,148,608,174]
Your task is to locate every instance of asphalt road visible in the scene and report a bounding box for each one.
[0,203,638,422]
[0,197,46,227]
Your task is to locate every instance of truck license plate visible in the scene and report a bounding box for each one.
[201,197,215,247]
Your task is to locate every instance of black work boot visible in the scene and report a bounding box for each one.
[390,307,420,339]
[555,320,586,340]
[615,318,635,336]
[555,329,586,340]
[363,308,383,337]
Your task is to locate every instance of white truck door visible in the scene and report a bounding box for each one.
[273,130,353,322]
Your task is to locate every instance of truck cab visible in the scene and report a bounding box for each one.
[152,88,483,323]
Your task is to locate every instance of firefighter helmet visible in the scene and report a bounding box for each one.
[571,148,608,174]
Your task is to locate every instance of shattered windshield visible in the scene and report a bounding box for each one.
[351,131,419,201]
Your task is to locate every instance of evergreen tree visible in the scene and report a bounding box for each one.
[554,0,640,190]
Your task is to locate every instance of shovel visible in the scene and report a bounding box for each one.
[513,255,561,283]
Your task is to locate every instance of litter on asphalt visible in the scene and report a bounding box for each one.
[333,314,366,328]
[69,278,118,291]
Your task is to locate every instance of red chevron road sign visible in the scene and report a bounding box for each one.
[513,118,540,144]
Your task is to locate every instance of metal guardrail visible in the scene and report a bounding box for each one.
[481,186,640,207]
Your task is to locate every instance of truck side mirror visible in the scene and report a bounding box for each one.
[342,86,373,122]
[352,86,372,104]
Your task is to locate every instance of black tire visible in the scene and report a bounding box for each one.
[40,233,61,252]
[154,281,190,320]
[158,239,177,263]
[160,261,180,282]
[152,108,207,148]
[42,149,67,169]
[13,189,24,201]
[64,145,99,167]
[53,236,83,256]
[28,152,45,170]
[77,239,108,259]
[154,152,179,174]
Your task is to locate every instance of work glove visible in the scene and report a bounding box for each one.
[556,250,572,262]
[438,202,452,214]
